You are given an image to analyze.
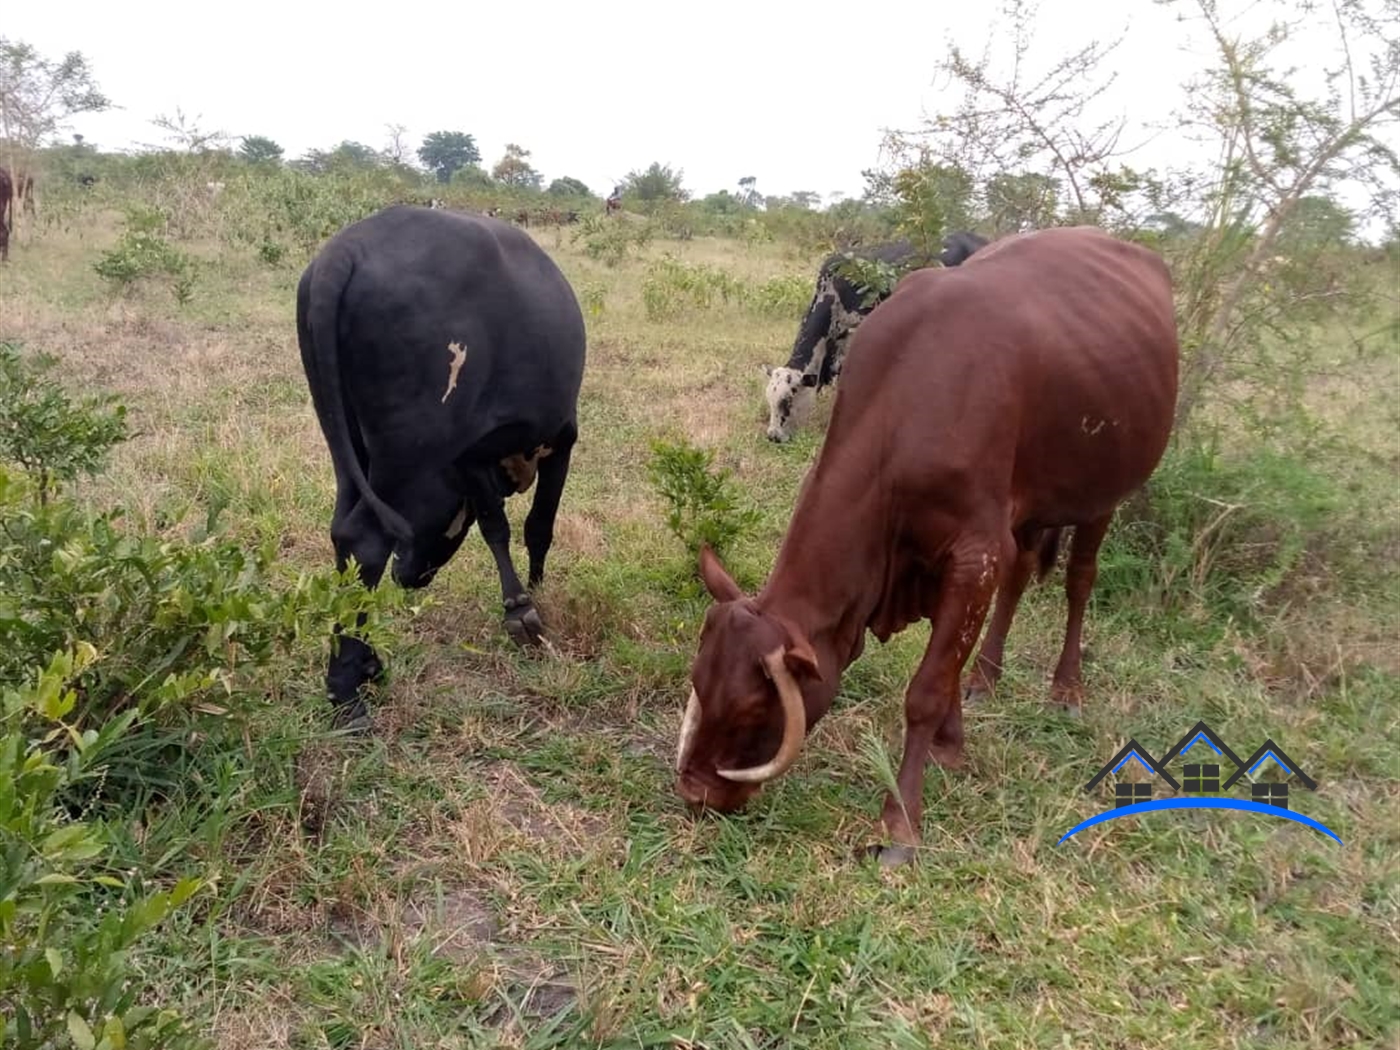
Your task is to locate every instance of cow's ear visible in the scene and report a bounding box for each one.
[761,364,773,377]
[699,544,744,603]
[774,616,823,681]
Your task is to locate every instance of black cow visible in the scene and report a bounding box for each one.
[939,230,989,267]
[297,205,587,727]
[761,231,989,442]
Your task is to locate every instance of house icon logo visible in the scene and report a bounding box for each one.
[1060,720,1340,845]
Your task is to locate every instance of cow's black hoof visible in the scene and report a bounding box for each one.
[503,594,545,647]
[862,843,917,868]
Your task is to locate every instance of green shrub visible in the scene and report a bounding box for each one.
[1,645,208,1050]
[0,343,128,505]
[1102,430,1354,622]
[647,438,760,560]
[92,209,197,304]
[641,257,814,320]
[570,214,653,266]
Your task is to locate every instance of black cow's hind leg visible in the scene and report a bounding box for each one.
[464,469,544,647]
[327,499,393,729]
[524,422,576,588]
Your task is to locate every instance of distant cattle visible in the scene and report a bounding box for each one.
[0,168,11,262]
[15,171,36,217]
[678,226,1179,863]
[605,185,623,215]
[296,205,587,728]
[761,231,988,442]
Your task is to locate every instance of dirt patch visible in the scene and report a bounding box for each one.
[327,884,499,963]
[475,761,611,848]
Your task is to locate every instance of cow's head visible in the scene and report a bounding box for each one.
[675,546,826,814]
[762,364,820,443]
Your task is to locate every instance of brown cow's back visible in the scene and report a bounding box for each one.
[826,225,1178,533]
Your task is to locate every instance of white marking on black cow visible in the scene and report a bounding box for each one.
[444,503,469,538]
[442,340,467,403]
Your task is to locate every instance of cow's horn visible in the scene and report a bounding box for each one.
[717,647,807,783]
[675,689,702,772]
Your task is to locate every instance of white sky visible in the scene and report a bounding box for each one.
[4,0,1385,214]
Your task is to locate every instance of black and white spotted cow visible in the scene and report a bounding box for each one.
[761,231,990,443]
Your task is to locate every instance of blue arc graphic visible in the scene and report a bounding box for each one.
[1058,798,1343,845]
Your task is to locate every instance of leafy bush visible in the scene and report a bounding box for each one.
[0,345,402,798]
[569,214,654,266]
[647,438,760,560]
[1102,431,1357,622]
[0,343,128,504]
[0,343,408,1046]
[1,645,209,1050]
[92,208,197,303]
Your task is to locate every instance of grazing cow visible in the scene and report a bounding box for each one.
[0,168,11,263]
[677,226,1179,863]
[296,205,587,727]
[762,231,987,443]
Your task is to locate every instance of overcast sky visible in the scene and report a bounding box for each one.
[4,0,1378,211]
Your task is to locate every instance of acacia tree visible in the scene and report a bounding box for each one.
[881,0,1145,231]
[873,0,1400,432]
[492,143,542,189]
[0,38,110,235]
[1160,0,1400,427]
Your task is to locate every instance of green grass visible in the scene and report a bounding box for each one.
[2,196,1398,1050]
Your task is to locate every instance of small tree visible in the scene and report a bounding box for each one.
[548,175,592,197]
[293,140,384,175]
[624,161,689,210]
[147,106,229,153]
[492,142,543,189]
[418,130,480,183]
[737,175,762,208]
[383,122,410,165]
[1160,0,1400,428]
[0,38,110,239]
[238,134,284,164]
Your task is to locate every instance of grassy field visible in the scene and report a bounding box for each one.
[2,203,1399,1050]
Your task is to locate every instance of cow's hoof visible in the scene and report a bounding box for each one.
[863,843,918,868]
[329,700,372,734]
[503,594,545,647]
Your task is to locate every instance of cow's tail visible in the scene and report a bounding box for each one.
[302,252,414,544]
[1034,527,1064,582]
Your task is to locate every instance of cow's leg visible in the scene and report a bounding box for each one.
[523,422,577,588]
[963,532,1044,701]
[1049,514,1113,713]
[873,536,1008,866]
[463,470,543,647]
[327,497,393,730]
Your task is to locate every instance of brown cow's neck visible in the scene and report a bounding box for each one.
[756,448,889,708]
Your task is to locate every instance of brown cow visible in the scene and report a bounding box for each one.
[674,225,1179,864]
